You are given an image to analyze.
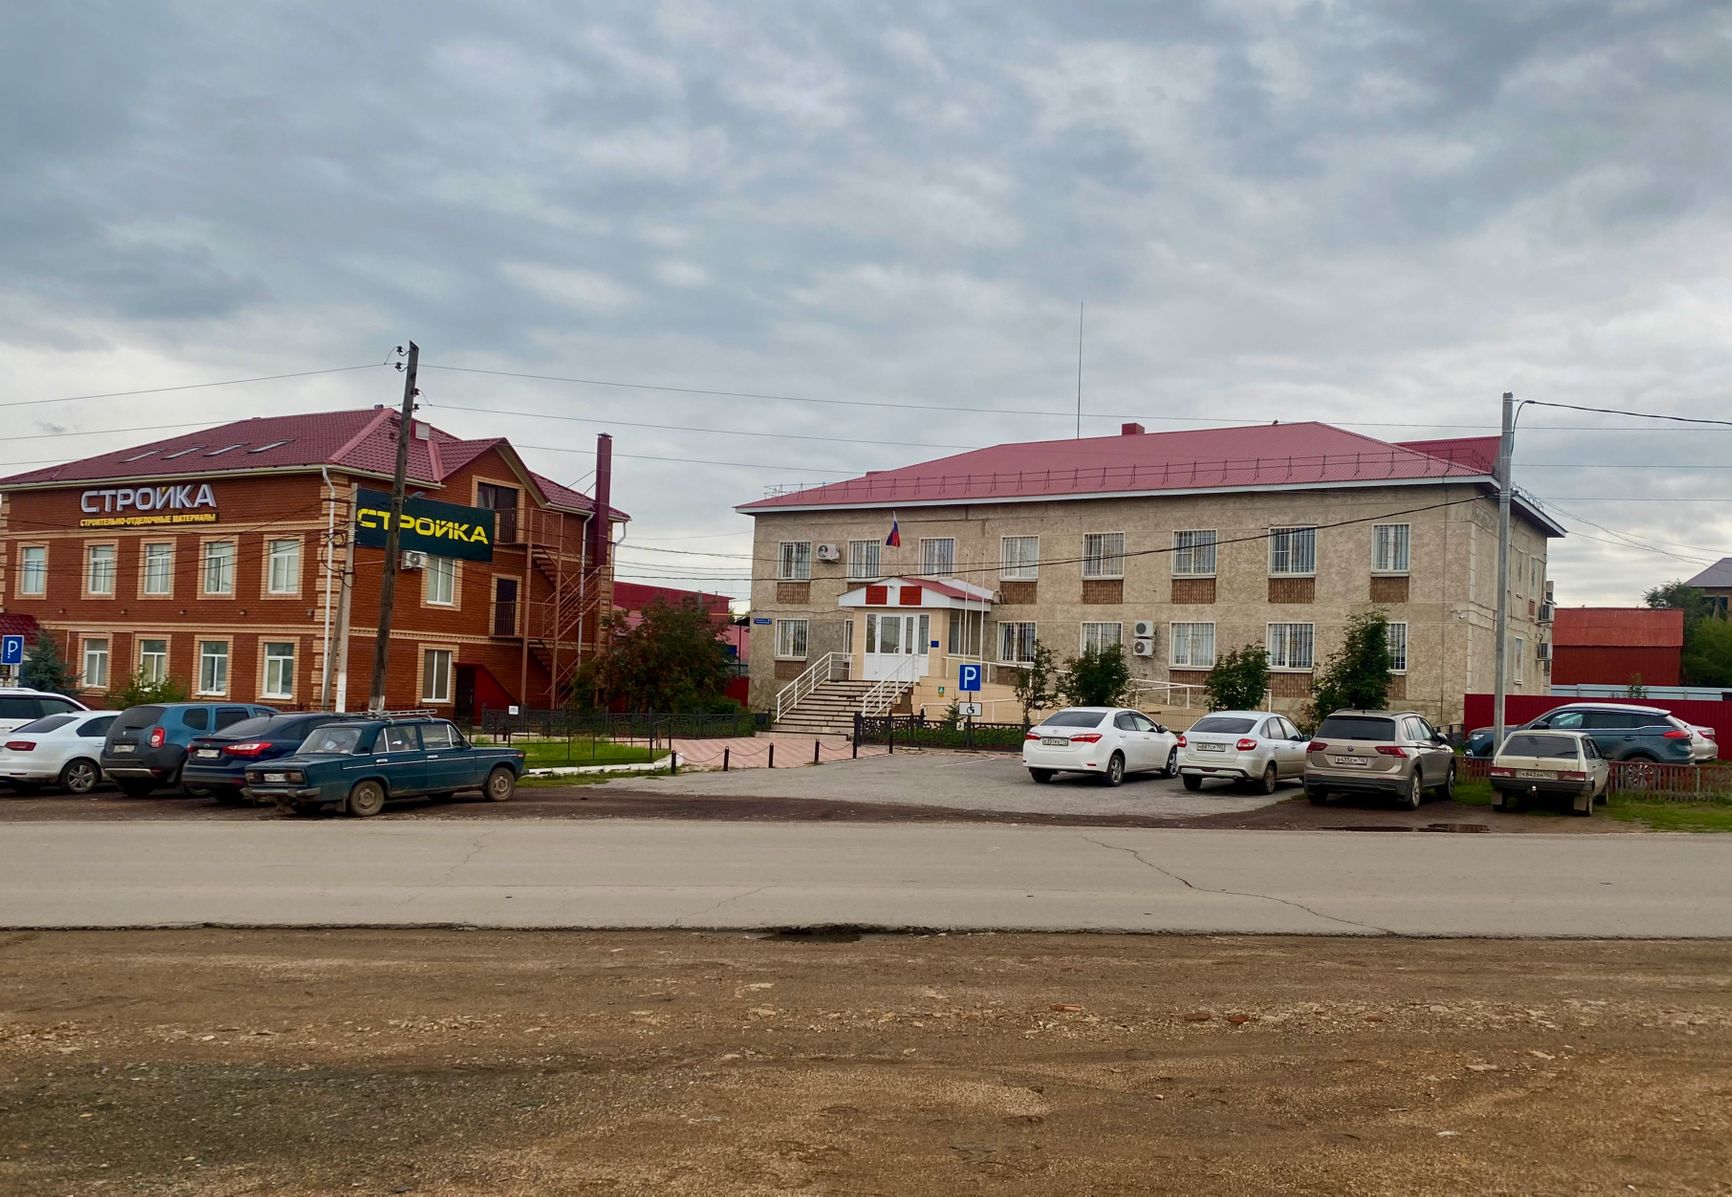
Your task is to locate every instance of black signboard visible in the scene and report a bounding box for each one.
[354,489,497,562]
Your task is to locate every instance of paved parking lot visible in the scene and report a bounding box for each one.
[626,750,1291,819]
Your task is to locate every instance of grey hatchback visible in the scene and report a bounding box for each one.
[1304,710,1457,809]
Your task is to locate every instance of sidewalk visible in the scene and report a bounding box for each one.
[668,731,889,770]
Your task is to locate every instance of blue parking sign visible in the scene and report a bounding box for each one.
[0,635,22,667]
[958,663,982,692]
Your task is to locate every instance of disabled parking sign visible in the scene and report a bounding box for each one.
[0,635,22,667]
[957,663,982,692]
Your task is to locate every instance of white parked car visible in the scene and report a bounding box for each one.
[0,688,89,735]
[1489,729,1609,816]
[1176,710,1311,794]
[1022,707,1178,786]
[0,709,119,794]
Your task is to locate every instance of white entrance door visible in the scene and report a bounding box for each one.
[863,611,931,682]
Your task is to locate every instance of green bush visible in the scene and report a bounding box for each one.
[1062,644,1130,707]
[109,669,189,710]
[1205,644,1270,711]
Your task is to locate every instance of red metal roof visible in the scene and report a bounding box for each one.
[612,582,731,614]
[1396,437,1501,474]
[0,613,42,640]
[739,422,1495,513]
[1553,607,1685,649]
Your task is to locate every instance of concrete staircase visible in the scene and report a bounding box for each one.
[771,679,882,737]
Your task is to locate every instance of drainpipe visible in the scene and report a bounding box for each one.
[319,466,336,706]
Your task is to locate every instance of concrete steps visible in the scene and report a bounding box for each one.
[772,679,895,736]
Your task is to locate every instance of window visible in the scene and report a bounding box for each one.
[1001,536,1039,580]
[1388,622,1408,673]
[422,649,453,702]
[18,546,46,596]
[1373,524,1411,573]
[476,482,520,542]
[1170,622,1216,668]
[202,540,235,595]
[1512,636,1525,684]
[1172,530,1217,577]
[847,539,881,580]
[198,641,230,695]
[421,722,459,750]
[424,556,456,606]
[1269,527,1316,576]
[142,543,173,596]
[919,537,955,576]
[383,725,419,752]
[85,544,116,595]
[266,539,300,594]
[998,621,1037,664]
[262,641,295,699]
[82,637,110,689]
[1081,622,1122,653]
[774,619,809,660]
[138,638,168,682]
[1267,622,1315,670]
[778,542,812,581]
[1082,532,1125,579]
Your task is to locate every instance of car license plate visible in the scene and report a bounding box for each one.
[1196,743,1225,753]
[1332,756,1369,768]
[1517,770,1553,780]
[113,744,134,754]
[264,772,288,783]
[1041,737,1069,747]
[196,749,220,759]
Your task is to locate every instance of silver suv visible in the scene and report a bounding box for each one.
[1305,710,1457,809]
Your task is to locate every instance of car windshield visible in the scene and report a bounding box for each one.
[1190,716,1256,734]
[1315,715,1397,741]
[1040,710,1107,728]
[300,726,368,755]
[1503,733,1580,760]
[11,714,78,735]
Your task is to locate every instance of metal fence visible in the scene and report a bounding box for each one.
[854,714,1028,753]
[475,708,766,741]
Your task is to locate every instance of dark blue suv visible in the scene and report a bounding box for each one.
[101,702,276,796]
[182,712,367,805]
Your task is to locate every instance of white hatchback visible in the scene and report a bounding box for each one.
[1022,707,1179,786]
[0,709,120,794]
[1177,710,1311,794]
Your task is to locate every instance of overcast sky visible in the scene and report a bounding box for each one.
[4,0,1730,605]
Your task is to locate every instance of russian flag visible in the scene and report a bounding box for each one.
[885,512,901,548]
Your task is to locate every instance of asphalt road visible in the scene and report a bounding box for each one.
[3,820,1729,936]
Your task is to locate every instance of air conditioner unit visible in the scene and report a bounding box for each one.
[400,550,428,571]
[1536,641,1552,662]
[1537,600,1555,624]
[815,543,842,563]
[1132,619,1156,639]
[1133,638,1155,658]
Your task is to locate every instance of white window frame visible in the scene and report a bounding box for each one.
[1171,530,1217,577]
[18,545,47,596]
[1372,523,1411,574]
[774,618,809,660]
[777,541,812,581]
[1080,621,1123,654]
[997,621,1037,664]
[142,542,173,596]
[82,636,110,689]
[1082,532,1126,580]
[85,544,117,596]
[266,538,301,595]
[421,648,453,703]
[1266,622,1316,671]
[138,638,169,683]
[1513,635,1525,685]
[197,640,231,696]
[846,539,881,581]
[424,556,457,606]
[201,540,236,596]
[1269,527,1316,577]
[1170,621,1216,669]
[1000,536,1039,580]
[262,641,296,700]
[918,537,956,577]
[1388,621,1408,674]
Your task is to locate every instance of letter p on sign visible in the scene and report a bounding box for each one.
[958,663,981,692]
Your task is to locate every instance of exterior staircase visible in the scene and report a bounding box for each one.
[771,678,881,737]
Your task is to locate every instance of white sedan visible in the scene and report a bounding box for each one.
[1022,707,1179,786]
[0,709,120,794]
[1177,710,1311,794]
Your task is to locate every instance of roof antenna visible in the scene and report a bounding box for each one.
[1075,300,1084,439]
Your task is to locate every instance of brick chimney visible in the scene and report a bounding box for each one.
[1121,422,1145,436]
[589,433,612,572]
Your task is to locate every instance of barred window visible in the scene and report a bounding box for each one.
[1269,527,1316,576]
[1172,530,1217,576]
[846,539,881,580]
[1170,622,1216,668]
[919,538,955,576]
[775,619,809,660]
[1372,524,1410,573]
[998,621,1037,664]
[1081,622,1122,653]
[1388,622,1408,673]
[1267,622,1315,670]
[1082,532,1125,579]
[778,542,812,581]
[1000,536,1039,580]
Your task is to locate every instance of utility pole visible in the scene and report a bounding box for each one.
[1075,301,1084,438]
[1492,391,1515,753]
[368,341,418,712]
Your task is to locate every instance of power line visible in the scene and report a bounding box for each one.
[1525,400,1732,429]
[4,363,387,412]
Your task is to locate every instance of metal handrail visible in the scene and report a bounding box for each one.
[861,653,922,718]
[774,651,846,722]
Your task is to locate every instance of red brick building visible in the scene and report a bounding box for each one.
[1551,607,1684,688]
[0,407,624,717]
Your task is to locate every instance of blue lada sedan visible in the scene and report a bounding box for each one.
[242,716,526,817]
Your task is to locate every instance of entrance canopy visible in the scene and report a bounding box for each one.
[837,577,995,610]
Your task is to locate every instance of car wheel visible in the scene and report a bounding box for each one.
[1163,747,1179,778]
[485,766,516,803]
[1257,763,1278,795]
[1620,755,1657,792]
[1435,762,1457,801]
[57,758,101,795]
[116,779,156,798]
[1181,774,1203,793]
[346,780,387,818]
[1401,772,1423,811]
[1029,768,1055,784]
[1306,786,1328,805]
[1101,753,1125,787]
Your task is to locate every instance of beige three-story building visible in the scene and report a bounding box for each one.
[739,422,1563,730]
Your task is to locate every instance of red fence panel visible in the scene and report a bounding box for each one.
[1463,694,1732,740]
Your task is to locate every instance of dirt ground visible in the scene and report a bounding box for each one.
[2,932,1728,1196]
